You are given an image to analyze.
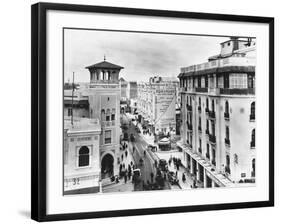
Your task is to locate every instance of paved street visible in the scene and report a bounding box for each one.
[121,113,171,191]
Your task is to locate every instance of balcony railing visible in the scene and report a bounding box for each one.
[209,134,216,144]
[208,111,216,119]
[224,112,230,120]
[225,138,230,146]
[250,114,255,121]
[220,88,255,95]
[250,141,255,148]
[195,87,208,93]
[187,105,192,112]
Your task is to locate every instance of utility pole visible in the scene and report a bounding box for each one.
[71,72,74,126]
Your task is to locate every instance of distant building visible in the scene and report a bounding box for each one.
[126,81,138,100]
[137,76,178,135]
[119,77,128,102]
[177,37,256,187]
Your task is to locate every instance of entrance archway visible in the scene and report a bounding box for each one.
[101,154,114,179]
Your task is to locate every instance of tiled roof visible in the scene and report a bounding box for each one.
[85,61,124,70]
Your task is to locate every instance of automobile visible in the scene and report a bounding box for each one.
[132,169,141,184]
[168,171,179,185]
[123,132,128,141]
[147,144,157,152]
[130,133,135,142]
[158,159,168,172]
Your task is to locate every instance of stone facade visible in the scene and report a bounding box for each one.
[178,38,256,187]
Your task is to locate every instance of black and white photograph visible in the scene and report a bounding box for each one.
[63,29,256,195]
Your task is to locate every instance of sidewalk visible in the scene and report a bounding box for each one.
[155,151,192,190]
[102,140,134,192]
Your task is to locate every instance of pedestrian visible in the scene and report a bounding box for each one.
[150,172,154,183]
[182,173,186,182]
[119,164,122,176]
[124,170,128,183]
[128,169,132,180]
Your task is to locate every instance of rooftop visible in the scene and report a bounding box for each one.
[64,117,101,133]
[85,60,124,70]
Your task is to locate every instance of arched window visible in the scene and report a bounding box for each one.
[101,109,105,121]
[250,102,255,120]
[252,158,255,177]
[211,99,215,112]
[251,129,255,147]
[78,146,90,167]
[225,101,229,114]
[225,126,229,140]
[111,108,116,121]
[106,109,111,121]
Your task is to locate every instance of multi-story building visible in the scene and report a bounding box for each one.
[63,58,124,194]
[177,37,256,188]
[84,59,123,179]
[64,117,101,194]
[137,76,178,135]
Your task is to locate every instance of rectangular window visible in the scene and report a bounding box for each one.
[111,114,115,121]
[106,115,110,121]
[104,130,111,144]
[68,108,72,116]
[229,73,247,88]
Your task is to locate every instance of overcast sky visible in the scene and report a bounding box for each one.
[64,29,228,83]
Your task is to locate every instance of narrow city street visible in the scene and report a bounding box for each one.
[121,113,171,191]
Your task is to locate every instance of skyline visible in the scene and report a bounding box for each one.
[64,29,230,83]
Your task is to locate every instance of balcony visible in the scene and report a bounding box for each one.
[225,138,230,146]
[209,134,216,144]
[187,105,192,112]
[180,87,187,92]
[220,88,255,95]
[195,87,208,93]
[250,141,255,148]
[250,114,255,121]
[208,111,216,119]
[224,112,230,120]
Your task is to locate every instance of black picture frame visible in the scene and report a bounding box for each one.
[31,2,274,222]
